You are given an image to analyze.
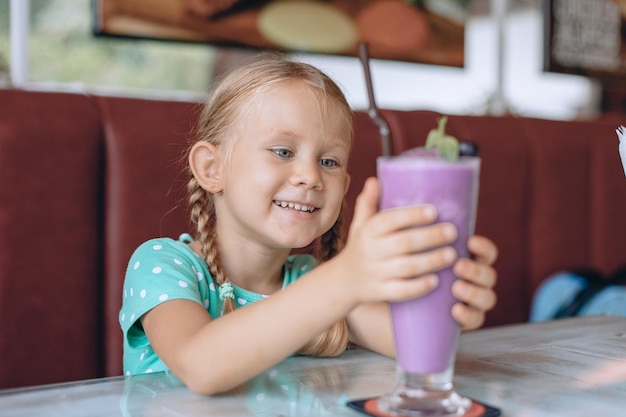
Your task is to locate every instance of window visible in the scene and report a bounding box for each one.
[1,0,218,98]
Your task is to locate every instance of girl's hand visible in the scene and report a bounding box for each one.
[451,235,498,330]
[337,177,457,306]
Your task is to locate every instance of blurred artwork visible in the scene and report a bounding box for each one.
[544,0,626,80]
[94,0,469,67]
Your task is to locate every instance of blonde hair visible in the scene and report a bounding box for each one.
[187,53,353,357]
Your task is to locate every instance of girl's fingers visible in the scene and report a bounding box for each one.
[385,246,457,280]
[453,258,497,289]
[452,279,497,312]
[351,177,438,238]
[349,177,380,231]
[452,303,485,331]
[378,274,439,302]
[373,222,457,259]
[468,235,498,266]
[451,248,498,331]
[368,204,438,238]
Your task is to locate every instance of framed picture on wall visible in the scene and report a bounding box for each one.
[543,0,626,80]
[93,0,469,67]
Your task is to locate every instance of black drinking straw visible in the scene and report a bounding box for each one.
[358,43,392,157]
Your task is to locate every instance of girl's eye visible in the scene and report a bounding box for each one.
[320,158,338,168]
[273,149,292,158]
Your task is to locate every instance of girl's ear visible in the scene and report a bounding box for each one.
[189,142,224,194]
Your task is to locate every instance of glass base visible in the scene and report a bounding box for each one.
[378,369,471,416]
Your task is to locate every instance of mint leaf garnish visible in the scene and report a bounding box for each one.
[425,116,459,162]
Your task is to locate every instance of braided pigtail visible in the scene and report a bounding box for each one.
[297,318,349,357]
[188,176,236,315]
[298,201,350,357]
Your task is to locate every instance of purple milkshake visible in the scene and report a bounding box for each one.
[377,148,480,416]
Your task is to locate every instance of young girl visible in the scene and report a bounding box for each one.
[119,54,498,395]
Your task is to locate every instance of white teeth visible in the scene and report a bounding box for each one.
[274,201,316,213]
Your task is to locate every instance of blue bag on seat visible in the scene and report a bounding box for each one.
[530,268,626,322]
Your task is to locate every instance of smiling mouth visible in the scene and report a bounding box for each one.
[273,200,318,213]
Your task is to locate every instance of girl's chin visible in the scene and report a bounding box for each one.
[284,237,317,250]
[271,233,319,251]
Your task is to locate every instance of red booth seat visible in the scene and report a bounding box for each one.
[1,89,624,389]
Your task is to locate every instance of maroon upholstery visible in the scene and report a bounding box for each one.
[97,96,200,377]
[522,117,626,291]
[0,90,103,388]
[1,88,625,389]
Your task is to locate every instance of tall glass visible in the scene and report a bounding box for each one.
[377,150,480,416]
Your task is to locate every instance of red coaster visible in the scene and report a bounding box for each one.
[347,397,501,417]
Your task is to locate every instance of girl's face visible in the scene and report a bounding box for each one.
[214,81,351,251]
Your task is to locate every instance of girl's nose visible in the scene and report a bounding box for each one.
[289,160,323,190]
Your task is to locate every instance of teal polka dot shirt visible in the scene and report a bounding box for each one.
[119,234,317,376]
